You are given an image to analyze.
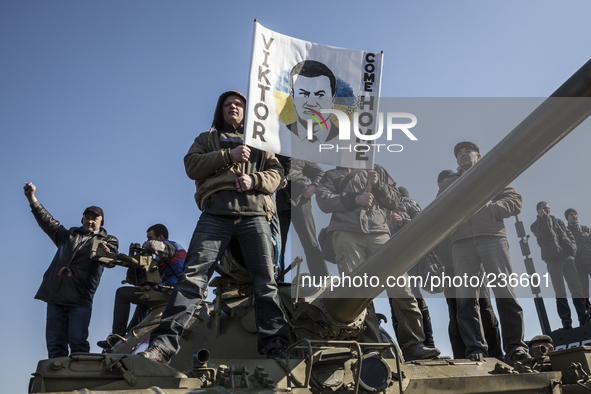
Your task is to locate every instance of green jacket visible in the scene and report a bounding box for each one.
[316,165,399,235]
[184,126,283,219]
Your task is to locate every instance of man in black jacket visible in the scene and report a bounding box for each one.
[386,187,436,349]
[24,182,118,358]
[276,157,328,279]
[531,202,590,329]
[565,208,591,313]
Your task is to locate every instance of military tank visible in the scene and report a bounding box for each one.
[29,58,591,393]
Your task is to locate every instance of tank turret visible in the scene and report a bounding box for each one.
[29,58,591,394]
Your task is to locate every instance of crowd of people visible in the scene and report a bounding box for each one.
[24,90,591,367]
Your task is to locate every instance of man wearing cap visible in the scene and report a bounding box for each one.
[139,91,290,364]
[529,334,554,354]
[436,169,503,360]
[566,209,591,309]
[531,202,590,329]
[24,182,118,358]
[438,141,531,363]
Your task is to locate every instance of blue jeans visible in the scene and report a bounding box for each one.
[452,236,528,359]
[150,213,290,355]
[46,302,92,358]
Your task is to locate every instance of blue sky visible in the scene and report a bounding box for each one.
[2,1,591,391]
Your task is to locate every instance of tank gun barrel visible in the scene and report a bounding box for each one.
[324,58,591,323]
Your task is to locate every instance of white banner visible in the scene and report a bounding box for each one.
[245,22,383,169]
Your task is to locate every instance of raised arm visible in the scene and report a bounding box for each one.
[530,214,553,239]
[24,183,68,246]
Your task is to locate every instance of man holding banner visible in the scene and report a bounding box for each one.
[139,90,291,364]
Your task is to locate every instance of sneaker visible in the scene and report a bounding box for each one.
[138,344,173,365]
[405,346,441,361]
[97,337,120,349]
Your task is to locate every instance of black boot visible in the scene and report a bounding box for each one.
[97,336,121,349]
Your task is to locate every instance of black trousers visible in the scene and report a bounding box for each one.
[278,197,328,278]
[112,286,150,336]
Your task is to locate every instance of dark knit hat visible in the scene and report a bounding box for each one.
[437,169,455,184]
[565,208,577,220]
[454,141,480,158]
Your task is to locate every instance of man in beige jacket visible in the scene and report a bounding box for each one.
[139,91,290,364]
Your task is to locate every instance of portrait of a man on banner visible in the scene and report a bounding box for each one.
[245,22,382,169]
[286,60,342,144]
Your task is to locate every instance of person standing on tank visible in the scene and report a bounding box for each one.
[531,202,590,329]
[435,170,503,360]
[566,208,591,312]
[386,186,436,350]
[316,165,440,361]
[24,182,118,358]
[139,91,291,364]
[438,141,531,363]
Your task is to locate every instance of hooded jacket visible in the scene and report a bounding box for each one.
[531,214,576,262]
[316,165,399,234]
[31,202,119,309]
[438,168,522,244]
[568,223,591,265]
[184,91,283,218]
